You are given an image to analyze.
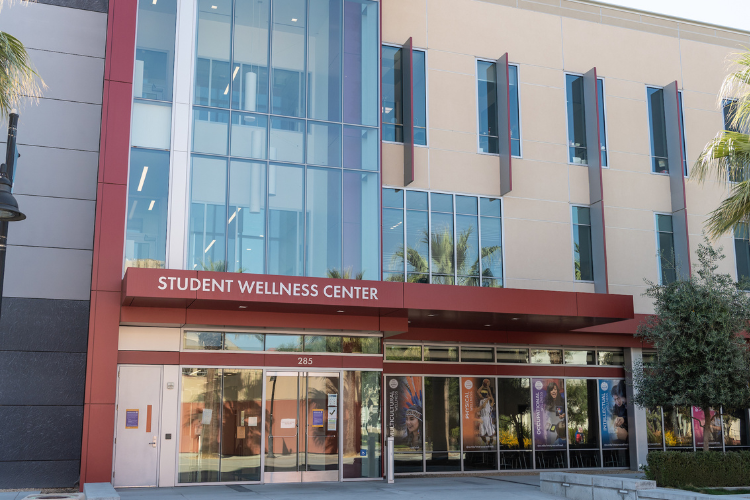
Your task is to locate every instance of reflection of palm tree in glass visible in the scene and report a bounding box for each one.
[392,227,501,285]
[199,258,247,273]
[326,268,365,280]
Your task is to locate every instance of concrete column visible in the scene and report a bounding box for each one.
[625,347,649,471]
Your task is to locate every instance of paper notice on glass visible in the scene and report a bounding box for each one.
[328,394,337,407]
[247,416,258,427]
[328,417,336,431]
[237,426,246,439]
[125,409,139,429]
[312,409,324,427]
[280,418,296,429]
[201,409,213,425]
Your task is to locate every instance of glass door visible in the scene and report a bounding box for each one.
[264,371,340,483]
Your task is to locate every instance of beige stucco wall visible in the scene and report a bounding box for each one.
[381,0,747,314]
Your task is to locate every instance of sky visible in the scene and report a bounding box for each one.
[597,0,750,32]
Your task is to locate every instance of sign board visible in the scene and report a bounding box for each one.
[328,407,337,431]
[312,409,324,427]
[328,394,337,407]
[281,418,296,429]
[125,409,139,429]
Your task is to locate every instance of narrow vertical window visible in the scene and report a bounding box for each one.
[679,92,687,176]
[597,79,608,167]
[647,87,669,173]
[381,46,427,145]
[382,188,405,282]
[566,74,587,165]
[430,193,454,284]
[509,65,521,156]
[477,61,498,154]
[455,196,480,286]
[406,191,429,283]
[734,222,750,289]
[572,206,593,281]
[656,214,676,285]
[479,198,503,287]
[271,0,306,117]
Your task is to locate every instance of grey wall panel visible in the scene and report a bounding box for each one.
[13,99,102,152]
[0,2,107,58]
[0,406,83,461]
[3,246,92,300]
[0,298,89,352]
[7,145,98,201]
[0,352,86,405]
[0,460,80,488]
[8,195,96,250]
[497,53,512,196]
[26,48,105,105]
[38,0,108,13]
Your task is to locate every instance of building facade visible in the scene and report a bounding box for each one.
[3,0,750,490]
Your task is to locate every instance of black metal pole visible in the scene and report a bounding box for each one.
[0,112,20,320]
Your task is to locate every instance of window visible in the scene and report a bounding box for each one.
[598,79,608,167]
[724,99,739,133]
[566,379,600,468]
[496,348,528,363]
[565,75,587,165]
[477,61,520,156]
[572,206,593,282]
[736,223,750,288]
[424,377,461,471]
[679,92,687,176]
[530,349,563,364]
[460,347,494,363]
[564,350,595,365]
[647,87,669,173]
[597,350,624,366]
[382,46,427,145]
[385,344,422,361]
[189,0,380,279]
[383,189,503,287]
[656,214,677,285]
[424,345,458,362]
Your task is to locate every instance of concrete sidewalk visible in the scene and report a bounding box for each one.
[116,475,559,500]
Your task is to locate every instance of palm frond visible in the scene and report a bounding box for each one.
[690,131,750,186]
[0,29,44,119]
[704,181,750,238]
[719,49,750,133]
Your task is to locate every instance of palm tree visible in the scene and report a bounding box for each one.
[0,1,44,119]
[690,50,750,238]
[326,267,366,280]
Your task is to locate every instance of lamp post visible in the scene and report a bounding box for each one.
[0,110,27,320]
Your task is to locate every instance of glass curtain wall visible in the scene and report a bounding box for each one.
[566,379,600,468]
[381,188,503,287]
[189,0,379,279]
[126,0,178,269]
[343,371,382,478]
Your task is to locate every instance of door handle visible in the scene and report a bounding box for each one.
[148,435,157,448]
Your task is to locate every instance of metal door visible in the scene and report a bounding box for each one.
[264,371,340,483]
[113,365,162,487]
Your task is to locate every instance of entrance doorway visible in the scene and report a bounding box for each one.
[113,365,162,487]
[264,371,340,483]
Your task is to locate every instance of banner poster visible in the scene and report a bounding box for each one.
[693,407,721,447]
[461,377,497,451]
[386,376,423,451]
[532,378,567,450]
[599,379,629,448]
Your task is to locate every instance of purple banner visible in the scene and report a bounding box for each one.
[599,379,628,449]
[532,378,566,450]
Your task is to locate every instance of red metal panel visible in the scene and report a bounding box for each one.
[97,81,109,184]
[496,365,565,377]
[383,363,495,376]
[78,403,91,490]
[264,353,343,369]
[576,292,633,320]
[102,0,115,82]
[83,403,116,484]
[379,315,408,333]
[341,356,383,370]
[108,0,137,84]
[180,351,266,367]
[185,308,381,331]
[90,183,104,290]
[573,314,650,335]
[117,351,180,365]
[89,291,121,404]
[102,80,133,186]
[563,367,625,378]
[95,184,127,293]
[120,306,188,326]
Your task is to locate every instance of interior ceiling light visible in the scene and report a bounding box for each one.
[337,310,344,313]
[211,5,217,8]
[291,18,297,21]
[239,305,247,309]
[484,324,491,327]
[427,314,435,317]
[148,200,155,211]
[137,166,148,191]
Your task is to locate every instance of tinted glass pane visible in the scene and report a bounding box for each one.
[572,206,590,225]
[342,337,380,354]
[382,187,404,209]
[413,50,427,146]
[497,378,531,450]
[132,101,172,150]
[648,87,669,173]
[270,117,305,163]
[425,377,460,454]
[566,74,587,165]
[564,350,595,365]
[406,190,428,210]
[456,214,480,285]
[735,233,750,288]
[179,368,222,482]
[431,212,454,278]
[343,126,378,170]
[232,0,270,113]
[724,409,748,447]
[656,214,673,232]
[189,156,227,271]
[383,207,404,276]
[497,349,528,363]
[480,197,501,218]
[195,0,232,108]
[478,61,498,153]
[306,167,342,277]
[381,46,401,129]
[430,193,452,213]
[598,351,625,366]
[184,331,223,350]
[406,210,428,276]
[343,0,378,126]
[658,231,676,285]
[724,99,739,133]
[126,148,170,269]
[224,333,264,351]
[663,406,693,448]
[461,347,493,362]
[385,344,421,361]
[343,171,379,280]
[304,335,343,353]
[679,92,687,176]
[134,0,177,101]
[265,334,302,352]
[423,346,458,362]
[566,379,600,454]
[227,160,266,273]
[220,369,263,481]
[573,217,594,281]
[598,79,608,167]
[307,121,342,167]
[193,107,229,155]
[509,65,520,146]
[480,215,502,281]
[456,196,478,215]
[530,349,563,364]
[268,164,304,276]
[647,407,664,448]
[271,0,306,117]
[343,371,382,478]
[230,112,268,159]
[307,0,342,121]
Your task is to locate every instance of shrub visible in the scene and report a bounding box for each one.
[646,451,750,488]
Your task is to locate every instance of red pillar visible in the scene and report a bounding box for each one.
[79,0,137,487]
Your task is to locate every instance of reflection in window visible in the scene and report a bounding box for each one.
[385,344,422,361]
[647,407,664,449]
[572,206,593,282]
[663,406,693,448]
[509,65,520,156]
[424,346,458,362]
[424,377,460,471]
[306,167,342,278]
[134,0,177,101]
[461,347,494,363]
[343,0,378,126]
[343,371,382,478]
[598,350,625,366]
[598,79,608,167]
[126,149,170,269]
[431,193,454,285]
[477,61,498,154]
[735,223,750,289]
[189,156,228,271]
[564,350,595,365]
[656,214,677,285]
[304,335,343,353]
[406,191,429,283]
[224,333,264,351]
[342,337,380,354]
[530,349,563,364]
[566,379,600,469]
[647,87,669,173]
[497,378,531,450]
[496,348,528,364]
[184,331,223,350]
[383,188,404,282]
[566,75,587,165]
[264,334,303,352]
[723,408,749,447]
[381,46,427,145]
[220,369,263,481]
[179,368,222,482]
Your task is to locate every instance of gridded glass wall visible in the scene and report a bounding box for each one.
[189,0,380,279]
[646,406,750,452]
[125,0,178,269]
[382,189,503,287]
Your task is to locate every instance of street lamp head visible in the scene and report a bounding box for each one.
[0,173,24,222]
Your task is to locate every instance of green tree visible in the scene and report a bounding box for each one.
[690,50,750,238]
[632,237,750,451]
[0,1,44,118]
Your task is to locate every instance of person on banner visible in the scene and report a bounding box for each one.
[477,396,496,446]
[398,380,423,450]
[544,381,565,419]
[610,380,628,443]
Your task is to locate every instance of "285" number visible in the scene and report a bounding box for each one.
[298,357,313,365]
